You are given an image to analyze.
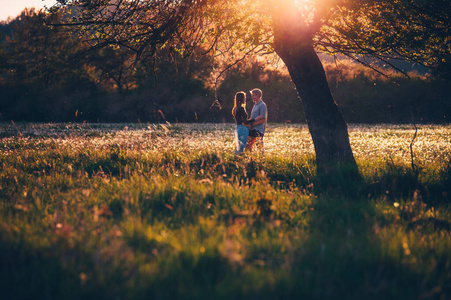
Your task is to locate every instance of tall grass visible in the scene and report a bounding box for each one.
[1,123,450,299]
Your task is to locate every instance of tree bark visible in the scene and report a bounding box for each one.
[274,33,358,175]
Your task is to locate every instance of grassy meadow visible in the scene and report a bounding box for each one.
[1,122,450,299]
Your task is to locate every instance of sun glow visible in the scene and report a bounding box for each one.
[266,0,319,29]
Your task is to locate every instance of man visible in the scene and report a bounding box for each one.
[245,88,267,153]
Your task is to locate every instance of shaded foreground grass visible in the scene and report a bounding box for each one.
[0,123,450,299]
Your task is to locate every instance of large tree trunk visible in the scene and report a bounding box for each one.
[274,35,358,175]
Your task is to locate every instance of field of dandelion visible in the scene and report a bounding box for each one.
[1,122,450,299]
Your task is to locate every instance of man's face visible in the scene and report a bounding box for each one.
[251,92,260,103]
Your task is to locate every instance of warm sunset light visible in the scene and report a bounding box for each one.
[264,0,330,29]
[1,0,450,298]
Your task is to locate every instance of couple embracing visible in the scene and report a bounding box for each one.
[232,88,267,155]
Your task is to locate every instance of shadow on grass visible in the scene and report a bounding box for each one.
[272,197,421,300]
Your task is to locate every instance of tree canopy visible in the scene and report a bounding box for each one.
[52,0,450,74]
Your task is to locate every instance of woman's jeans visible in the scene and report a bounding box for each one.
[235,125,249,154]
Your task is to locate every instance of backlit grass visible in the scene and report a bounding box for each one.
[1,123,450,299]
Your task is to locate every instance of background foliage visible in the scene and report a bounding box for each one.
[0,9,450,124]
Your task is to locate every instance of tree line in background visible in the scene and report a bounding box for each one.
[0,8,450,124]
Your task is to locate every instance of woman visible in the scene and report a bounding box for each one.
[232,91,249,154]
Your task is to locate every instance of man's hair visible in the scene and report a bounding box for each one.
[250,88,262,98]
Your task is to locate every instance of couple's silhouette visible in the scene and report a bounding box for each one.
[232,88,267,155]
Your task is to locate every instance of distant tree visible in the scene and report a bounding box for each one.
[322,60,451,124]
[0,8,87,89]
[0,8,100,121]
[86,46,138,92]
[127,46,216,123]
[52,0,450,175]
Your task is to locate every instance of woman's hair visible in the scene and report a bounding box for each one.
[232,91,246,116]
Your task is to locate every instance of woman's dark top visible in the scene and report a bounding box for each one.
[235,107,248,125]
